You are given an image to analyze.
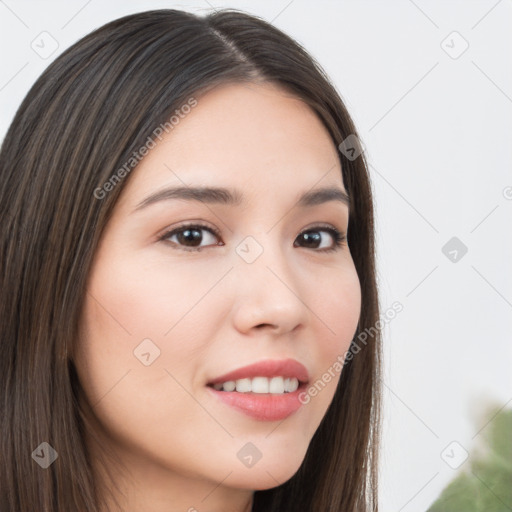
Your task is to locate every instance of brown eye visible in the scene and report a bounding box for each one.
[159,223,222,251]
[294,227,346,252]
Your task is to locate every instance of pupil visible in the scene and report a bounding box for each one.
[302,231,319,248]
[178,228,201,246]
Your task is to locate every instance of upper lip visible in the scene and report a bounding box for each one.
[207,358,310,385]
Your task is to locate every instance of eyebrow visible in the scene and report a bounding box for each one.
[132,185,350,213]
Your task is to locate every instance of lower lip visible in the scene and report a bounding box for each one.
[206,385,306,421]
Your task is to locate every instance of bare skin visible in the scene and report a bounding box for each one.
[75,81,361,512]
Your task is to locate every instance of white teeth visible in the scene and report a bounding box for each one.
[251,377,269,394]
[235,378,251,393]
[212,376,299,394]
[269,376,284,394]
[284,377,299,392]
[223,380,236,392]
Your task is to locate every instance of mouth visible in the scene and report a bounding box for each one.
[206,357,310,394]
[205,358,310,421]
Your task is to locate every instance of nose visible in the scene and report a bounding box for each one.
[230,235,308,336]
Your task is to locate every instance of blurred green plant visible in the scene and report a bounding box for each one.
[427,406,512,511]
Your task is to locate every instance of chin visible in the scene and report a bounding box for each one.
[225,457,305,491]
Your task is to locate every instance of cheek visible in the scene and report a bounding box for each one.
[76,249,224,400]
[84,246,218,341]
[301,263,361,412]
[310,261,361,354]
[75,253,221,465]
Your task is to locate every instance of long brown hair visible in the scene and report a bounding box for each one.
[0,8,381,511]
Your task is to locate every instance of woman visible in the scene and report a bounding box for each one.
[0,8,381,512]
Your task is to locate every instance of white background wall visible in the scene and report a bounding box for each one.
[1,1,511,510]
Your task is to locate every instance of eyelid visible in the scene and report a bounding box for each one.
[298,222,343,235]
[157,220,220,239]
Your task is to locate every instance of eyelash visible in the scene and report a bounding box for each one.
[158,222,347,253]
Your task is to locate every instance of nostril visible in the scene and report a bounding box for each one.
[255,323,278,330]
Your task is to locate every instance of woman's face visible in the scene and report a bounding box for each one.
[76,82,361,508]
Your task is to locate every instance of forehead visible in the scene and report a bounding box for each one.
[119,82,344,208]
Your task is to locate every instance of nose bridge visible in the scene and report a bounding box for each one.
[231,230,307,332]
[235,230,292,284]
